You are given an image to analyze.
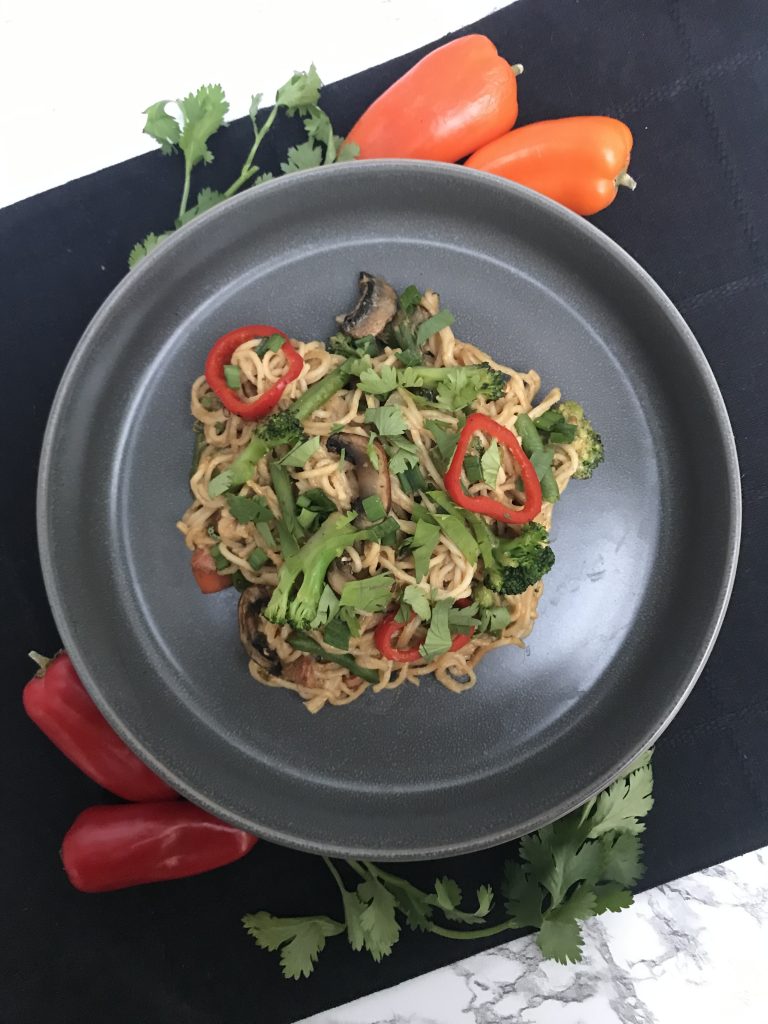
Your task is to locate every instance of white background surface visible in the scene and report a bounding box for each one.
[0,0,506,208]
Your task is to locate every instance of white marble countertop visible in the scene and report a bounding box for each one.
[302,846,768,1024]
[4,2,765,1021]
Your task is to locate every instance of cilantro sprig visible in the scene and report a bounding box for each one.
[243,751,654,978]
[130,68,358,267]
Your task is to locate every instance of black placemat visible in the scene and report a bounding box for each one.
[2,0,767,1021]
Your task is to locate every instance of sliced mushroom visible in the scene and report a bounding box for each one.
[327,557,357,596]
[326,431,391,517]
[336,272,398,339]
[238,586,281,675]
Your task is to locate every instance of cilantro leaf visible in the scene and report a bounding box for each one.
[364,406,408,437]
[398,285,422,315]
[433,877,462,912]
[248,93,263,128]
[409,519,440,581]
[323,616,351,651]
[310,585,339,628]
[276,65,323,115]
[335,138,360,162]
[536,884,598,965]
[402,584,431,621]
[433,513,478,564]
[536,914,584,964]
[481,439,502,489]
[339,574,394,614]
[142,101,181,154]
[384,437,420,475]
[600,832,644,887]
[242,912,344,980]
[586,759,654,839]
[359,365,399,396]
[592,883,634,914]
[425,419,457,467]
[280,139,324,174]
[226,493,274,525]
[356,875,400,962]
[502,863,543,928]
[177,84,229,169]
[479,605,511,634]
[176,186,225,226]
[419,599,452,659]
[128,231,172,269]
[280,435,321,467]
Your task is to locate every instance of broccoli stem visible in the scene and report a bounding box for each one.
[287,631,379,684]
[269,461,302,539]
[515,414,560,504]
[291,361,355,421]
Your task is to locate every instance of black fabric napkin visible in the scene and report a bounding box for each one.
[2,0,767,1021]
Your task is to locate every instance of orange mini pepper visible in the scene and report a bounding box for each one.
[347,35,523,163]
[465,116,636,216]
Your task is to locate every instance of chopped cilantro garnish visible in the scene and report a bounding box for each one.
[338,574,394,613]
[364,406,408,437]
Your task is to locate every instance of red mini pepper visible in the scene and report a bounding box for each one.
[23,652,177,802]
[375,601,475,663]
[191,548,232,594]
[204,325,303,421]
[61,802,258,892]
[445,413,542,524]
[347,35,523,163]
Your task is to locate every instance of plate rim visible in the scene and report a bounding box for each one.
[37,159,742,858]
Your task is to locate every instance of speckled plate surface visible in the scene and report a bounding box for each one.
[37,160,740,858]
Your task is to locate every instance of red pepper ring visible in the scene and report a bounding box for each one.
[204,324,304,421]
[444,412,542,524]
[374,599,476,663]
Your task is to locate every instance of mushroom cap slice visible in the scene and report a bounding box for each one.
[238,586,281,674]
[326,431,391,517]
[336,272,398,339]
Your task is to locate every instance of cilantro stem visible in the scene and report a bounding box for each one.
[179,163,192,221]
[426,919,520,941]
[323,856,348,895]
[223,103,280,199]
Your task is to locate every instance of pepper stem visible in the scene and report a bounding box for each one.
[511,63,524,76]
[28,650,52,674]
[615,171,637,191]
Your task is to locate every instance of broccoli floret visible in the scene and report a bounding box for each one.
[473,583,498,608]
[327,332,380,359]
[557,401,605,479]
[264,512,396,628]
[400,363,509,402]
[256,410,304,449]
[485,523,555,596]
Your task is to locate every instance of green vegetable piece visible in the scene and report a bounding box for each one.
[323,617,351,651]
[481,439,501,489]
[515,413,560,504]
[364,406,408,437]
[362,495,386,522]
[248,548,269,571]
[226,493,274,525]
[419,599,453,659]
[287,631,378,684]
[280,435,321,468]
[339,574,394,614]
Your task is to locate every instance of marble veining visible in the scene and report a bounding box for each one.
[300,846,768,1024]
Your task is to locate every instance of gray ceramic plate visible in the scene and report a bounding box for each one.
[38,161,740,859]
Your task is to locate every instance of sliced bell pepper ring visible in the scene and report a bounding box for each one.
[374,600,475,663]
[204,324,303,421]
[444,412,542,525]
[191,548,232,593]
